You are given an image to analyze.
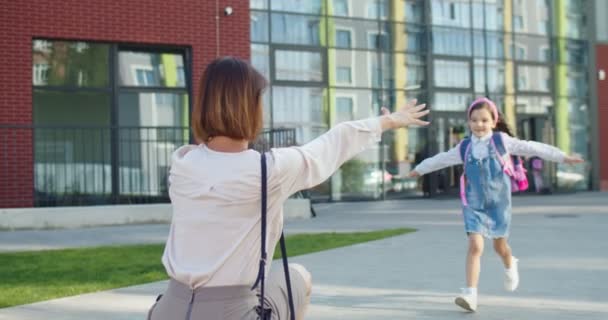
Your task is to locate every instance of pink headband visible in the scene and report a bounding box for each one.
[467,97,498,123]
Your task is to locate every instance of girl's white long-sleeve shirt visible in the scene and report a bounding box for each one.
[414,132,566,175]
[163,118,382,289]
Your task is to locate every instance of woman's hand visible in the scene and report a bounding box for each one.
[380,99,430,131]
[564,154,584,165]
[408,170,420,178]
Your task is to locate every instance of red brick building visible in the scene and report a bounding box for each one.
[1,0,250,207]
[596,45,608,190]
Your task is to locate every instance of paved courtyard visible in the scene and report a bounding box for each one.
[1,192,607,319]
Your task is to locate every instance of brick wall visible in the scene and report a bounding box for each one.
[0,0,250,207]
[597,45,608,190]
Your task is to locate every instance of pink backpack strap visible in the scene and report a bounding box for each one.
[490,132,514,176]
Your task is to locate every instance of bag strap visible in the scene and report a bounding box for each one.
[279,233,296,319]
[458,138,472,207]
[459,138,472,162]
[252,153,295,320]
[490,132,514,176]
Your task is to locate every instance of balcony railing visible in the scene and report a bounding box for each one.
[0,125,296,207]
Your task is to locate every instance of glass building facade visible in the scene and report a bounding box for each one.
[251,0,593,200]
[31,40,190,205]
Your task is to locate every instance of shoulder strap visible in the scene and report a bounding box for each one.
[252,153,295,320]
[512,155,521,166]
[459,137,472,162]
[490,132,514,175]
[491,132,508,156]
[279,233,296,320]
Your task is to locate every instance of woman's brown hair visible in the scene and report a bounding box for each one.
[192,57,268,143]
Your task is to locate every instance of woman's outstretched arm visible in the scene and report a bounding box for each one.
[270,100,429,197]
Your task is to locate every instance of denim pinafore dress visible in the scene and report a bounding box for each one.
[462,143,512,238]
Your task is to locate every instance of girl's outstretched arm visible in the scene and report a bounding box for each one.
[500,133,584,164]
[409,145,462,177]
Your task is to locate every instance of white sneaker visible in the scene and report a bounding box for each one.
[504,256,520,292]
[454,289,477,312]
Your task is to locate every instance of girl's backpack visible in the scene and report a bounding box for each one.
[458,132,529,205]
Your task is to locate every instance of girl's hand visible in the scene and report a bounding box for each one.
[380,99,430,130]
[408,170,420,178]
[564,154,584,165]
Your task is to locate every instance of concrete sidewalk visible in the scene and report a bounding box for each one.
[1,192,608,319]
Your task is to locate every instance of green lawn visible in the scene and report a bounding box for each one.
[0,228,414,308]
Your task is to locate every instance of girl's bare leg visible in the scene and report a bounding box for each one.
[466,233,484,288]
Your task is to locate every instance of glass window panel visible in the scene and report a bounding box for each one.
[271,0,322,14]
[484,0,505,30]
[472,31,485,57]
[331,49,355,86]
[554,0,587,39]
[564,14,587,39]
[561,39,588,65]
[335,29,352,48]
[557,66,588,98]
[33,90,112,197]
[471,0,484,29]
[331,18,380,49]
[251,12,269,42]
[434,60,470,89]
[118,92,188,127]
[330,49,389,88]
[513,0,549,35]
[331,89,379,122]
[431,0,471,28]
[272,86,327,144]
[336,66,353,84]
[335,96,355,123]
[474,59,507,94]
[392,24,426,53]
[329,88,387,199]
[432,92,472,111]
[332,0,350,16]
[556,97,589,189]
[487,60,506,94]
[517,65,551,92]
[392,54,426,91]
[119,51,186,88]
[486,32,508,59]
[117,92,189,196]
[366,0,388,20]
[250,0,268,9]
[271,14,324,45]
[474,59,485,93]
[33,90,110,126]
[32,40,109,87]
[513,15,524,31]
[34,125,112,197]
[367,32,390,51]
[513,35,552,62]
[252,44,270,80]
[369,51,391,88]
[275,50,323,82]
[432,27,471,56]
[404,0,424,24]
[515,95,553,115]
[330,0,388,19]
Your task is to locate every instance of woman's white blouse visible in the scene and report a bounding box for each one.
[163,118,382,289]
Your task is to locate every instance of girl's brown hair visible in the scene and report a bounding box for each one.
[192,57,268,143]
